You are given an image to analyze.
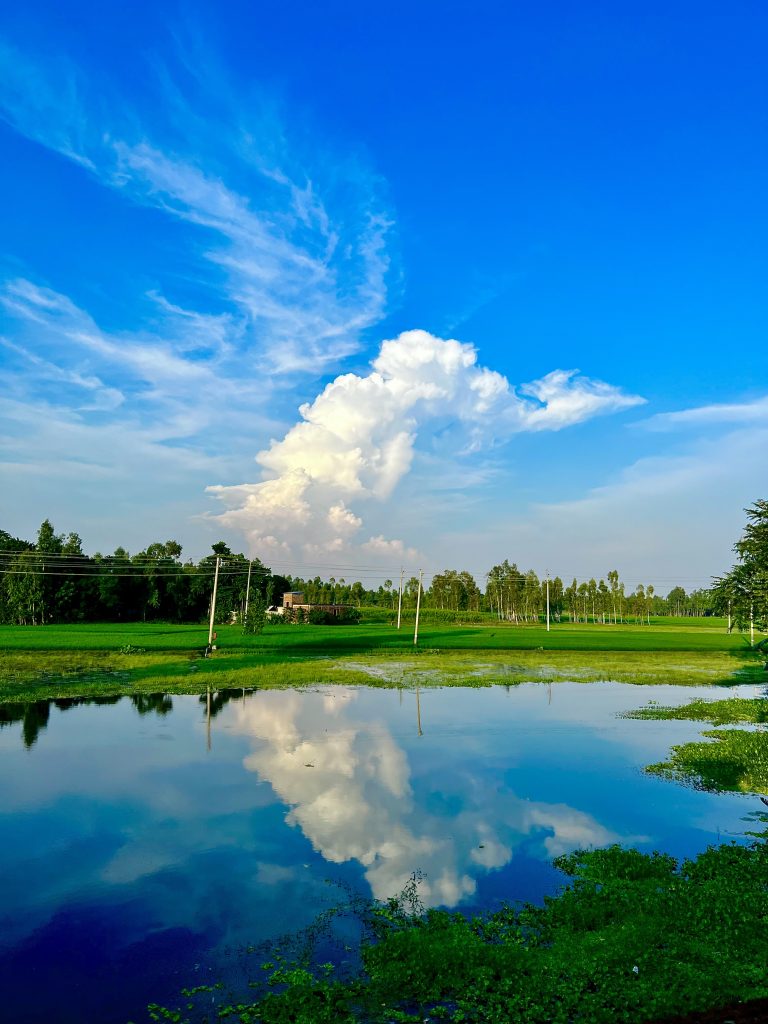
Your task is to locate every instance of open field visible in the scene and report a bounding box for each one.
[1,618,764,702]
[0,615,745,653]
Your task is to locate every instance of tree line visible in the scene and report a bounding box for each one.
[0,521,288,626]
[1,518,718,626]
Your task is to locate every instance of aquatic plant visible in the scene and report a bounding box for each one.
[647,729,768,795]
[147,840,768,1024]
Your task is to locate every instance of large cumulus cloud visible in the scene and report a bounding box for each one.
[208,330,643,559]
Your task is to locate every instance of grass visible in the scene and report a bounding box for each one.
[0,619,763,702]
[0,616,743,652]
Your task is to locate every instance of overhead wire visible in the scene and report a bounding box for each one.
[0,549,753,593]
[0,548,730,583]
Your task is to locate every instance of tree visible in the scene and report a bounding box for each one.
[607,570,623,623]
[666,586,687,618]
[713,500,768,644]
[243,597,267,635]
[5,552,44,624]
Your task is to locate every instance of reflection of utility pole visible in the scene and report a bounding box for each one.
[548,681,552,705]
[413,570,424,646]
[416,682,423,736]
[208,557,221,648]
[206,686,212,752]
[396,568,404,630]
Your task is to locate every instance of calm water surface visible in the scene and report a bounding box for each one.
[0,680,761,1023]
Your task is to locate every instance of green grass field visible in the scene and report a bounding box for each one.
[0,615,746,652]
[0,617,763,702]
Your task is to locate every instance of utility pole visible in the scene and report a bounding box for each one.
[208,556,221,648]
[244,560,253,621]
[750,600,755,647]
[396,567,404,629]
[413,570,424,646]
[727,599,732,635]
[546,571,551,633]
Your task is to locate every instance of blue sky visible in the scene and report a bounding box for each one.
[1,0,766,589]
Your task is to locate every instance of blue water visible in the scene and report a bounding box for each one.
[0,681,761,1023]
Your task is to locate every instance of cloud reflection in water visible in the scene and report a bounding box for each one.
[232,689,624,907]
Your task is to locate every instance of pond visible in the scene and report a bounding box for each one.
[0,680,762,1023]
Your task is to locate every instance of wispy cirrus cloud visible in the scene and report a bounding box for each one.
[0,38,394,549]
[0,39,392,375]
[0,39,95,168]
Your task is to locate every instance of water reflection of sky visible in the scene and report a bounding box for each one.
[0,682,760,1023]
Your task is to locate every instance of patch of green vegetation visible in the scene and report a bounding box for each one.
[0,646,761,704]
[345,648,761,688]
[647,729,768,795]
[148,840,768,1024]
[625,695,768,726]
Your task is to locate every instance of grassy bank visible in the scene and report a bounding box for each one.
[0,619,762,702]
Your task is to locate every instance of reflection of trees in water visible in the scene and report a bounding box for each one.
[198,687,254,720]
[0,689,258,748]
[0,690,217,748]
[131,693,174,716]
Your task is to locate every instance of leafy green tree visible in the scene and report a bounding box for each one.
[666,585,687,618]
[713,500,768,642]
[4,551,44,624]
[243,597,267,635]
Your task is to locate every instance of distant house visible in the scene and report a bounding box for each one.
[269,591,352,619]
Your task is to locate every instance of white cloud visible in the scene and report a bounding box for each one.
[208,330,644,562]
[362,536,420,562]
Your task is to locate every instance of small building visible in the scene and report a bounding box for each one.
[279,591,353,619]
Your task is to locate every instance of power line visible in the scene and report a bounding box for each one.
[0,553,752,593]
[0,549,729,583]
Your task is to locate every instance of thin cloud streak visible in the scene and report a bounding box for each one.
[640,396,768,430]
[433,422,768,586]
